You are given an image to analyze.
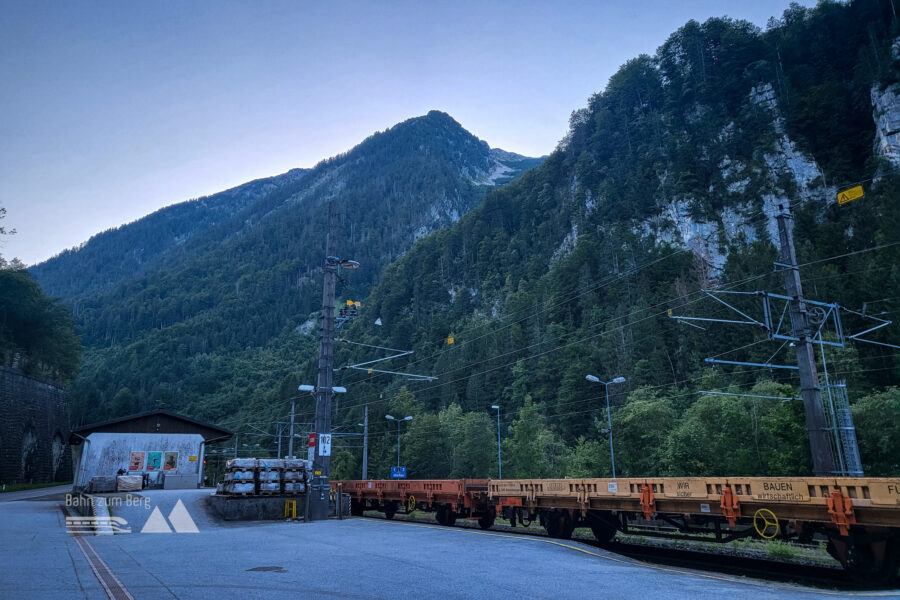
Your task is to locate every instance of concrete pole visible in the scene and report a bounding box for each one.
[776,208,835,476]
[197,443,205,487]
[310,200,338,520]
[493,406,502,479]
[362,405,369,479]
[605,382,616,478]
[277,423,282,459]
[288,399,296,458]
[234,434,238,459]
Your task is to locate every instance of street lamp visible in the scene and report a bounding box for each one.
[385,415,413,468]
[585,374,626,478]
[491,405,502,479]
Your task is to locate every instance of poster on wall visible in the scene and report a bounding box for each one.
[128,452,145,471]
[146,451,162,471]
[163,451,178,472]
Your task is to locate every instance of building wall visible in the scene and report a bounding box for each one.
[74,432,203,488]
[0,367,72,484]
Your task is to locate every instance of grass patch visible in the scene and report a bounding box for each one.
[0,481,71,493]
[766,540,799,559]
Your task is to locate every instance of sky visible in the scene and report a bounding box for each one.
[0,0,817,266]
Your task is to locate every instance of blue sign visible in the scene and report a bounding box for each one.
[390,466,407,479]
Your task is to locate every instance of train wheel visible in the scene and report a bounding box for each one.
[436,505,450,526]
[478,513,495,530]
[840,539,899,585]
[545,510,573,539]
[590,523,616,546]
[588,513,617,547]
[384,501,398,520]
[447,510,457,526]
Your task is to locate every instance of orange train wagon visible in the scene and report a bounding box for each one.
[489,476,900,582]
[333,479,495,527]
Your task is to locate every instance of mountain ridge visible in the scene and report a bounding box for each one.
[28,110,544,425]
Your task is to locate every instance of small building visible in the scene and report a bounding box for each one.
[68,410,232,491]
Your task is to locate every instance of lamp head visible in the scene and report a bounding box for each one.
[402,416,413,421]
[385,415,396,421]
[298,385,315,392]
[585,375,600,383]
[332,386,347,393]
[340,259,360,269]
[611,376,626,384]
[491,405,499,410]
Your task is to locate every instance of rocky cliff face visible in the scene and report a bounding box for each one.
[872,83,900,167]
[622,80,857,272]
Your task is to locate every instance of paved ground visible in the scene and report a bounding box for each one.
[0,488,106,598]
[0,483,72,502]
[1,489,899,599]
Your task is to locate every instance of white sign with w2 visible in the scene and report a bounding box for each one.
[318,434,332,457]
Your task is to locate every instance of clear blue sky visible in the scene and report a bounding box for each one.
[0,0,815,265]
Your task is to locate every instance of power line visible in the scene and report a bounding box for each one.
[334,241,899,419]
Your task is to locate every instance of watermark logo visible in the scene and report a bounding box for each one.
[65,499,199,534]
[141,500,199,533]
[66,516,132,535]
[66,493,150,510]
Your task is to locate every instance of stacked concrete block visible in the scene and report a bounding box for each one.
[219,457,311,496]
[224,458,257,495]
[257,459,283,494]
[283,458,310,495]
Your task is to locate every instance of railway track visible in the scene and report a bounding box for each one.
[358,511,899,592]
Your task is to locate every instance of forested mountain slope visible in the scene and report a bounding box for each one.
[30,168,309,299]
[323,0,900,481]
[30,111,543,425]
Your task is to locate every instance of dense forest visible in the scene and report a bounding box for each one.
[317,0,900,481]
[27,0,900,481]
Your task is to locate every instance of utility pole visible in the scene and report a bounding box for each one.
[491,405,502,479]
[776,206,835,476]
[362,405,369,479]
[233,434,238,458]
[288,398,296,458]
[310,200,339,520]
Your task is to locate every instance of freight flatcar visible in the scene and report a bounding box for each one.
[333,476,900,583]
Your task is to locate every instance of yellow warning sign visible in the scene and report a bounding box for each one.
[447,335,455,345]
[346,299,354,306]
[837,185,864,205]
[407,495,416,512]
[753,508,780,539]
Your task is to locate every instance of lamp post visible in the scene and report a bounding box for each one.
[385,415,413,468]
[585,375,626,478]
[490,404,502,479]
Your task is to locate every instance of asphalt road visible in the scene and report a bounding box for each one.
[2,489,899,599]
[0,483,72,502]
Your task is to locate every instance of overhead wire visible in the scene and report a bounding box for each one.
[334,241,900,418]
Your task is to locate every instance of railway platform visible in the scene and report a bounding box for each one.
[1,489,897,599]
